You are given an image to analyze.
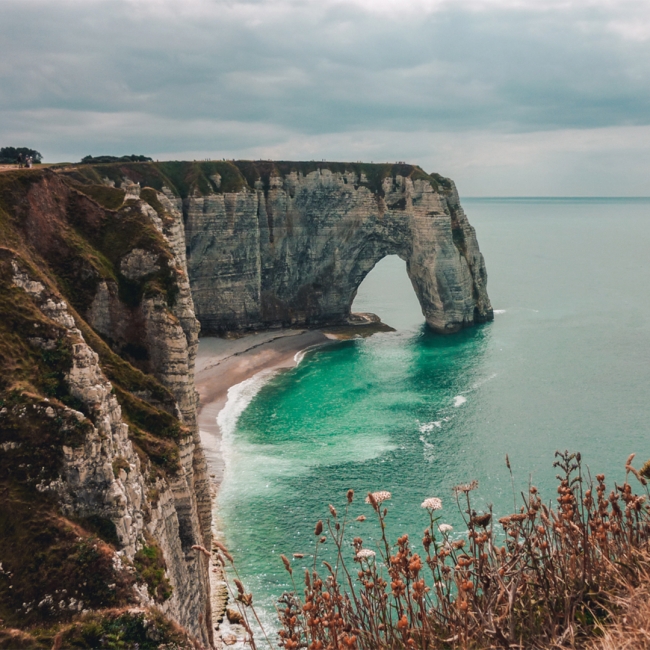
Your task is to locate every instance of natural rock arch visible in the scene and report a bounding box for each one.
[183,163,493,334]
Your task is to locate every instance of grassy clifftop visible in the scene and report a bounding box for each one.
[60,159,451,199]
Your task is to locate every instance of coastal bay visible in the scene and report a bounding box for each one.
[207,197,650,632]
[196,330,331,489]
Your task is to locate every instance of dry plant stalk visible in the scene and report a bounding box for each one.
[222,451,650,649]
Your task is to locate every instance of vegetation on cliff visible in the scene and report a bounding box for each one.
[0,166,200,645]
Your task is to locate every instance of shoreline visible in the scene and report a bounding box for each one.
[195,318,394,484]
[195,328,333,646]
[194,321,394,644]
[195,328,332,487]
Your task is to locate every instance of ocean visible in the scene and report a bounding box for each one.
[213,197,650,629]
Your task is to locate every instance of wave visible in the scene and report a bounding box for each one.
[217,370,277,440]
[219,345,315,440]
[453,395,467,407]
[418,421,442,433]
[470,373,497,391]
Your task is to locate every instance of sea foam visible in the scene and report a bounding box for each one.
[453,395,467,407]
[217,370,277,439]
[419,421,442,433]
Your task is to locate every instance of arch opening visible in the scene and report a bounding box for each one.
[351,255,424,331]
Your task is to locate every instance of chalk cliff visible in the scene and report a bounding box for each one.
[0,170,212,647]
[182,162,492,334]
[0,159,491,647]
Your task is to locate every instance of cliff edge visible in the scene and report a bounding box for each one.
[0,169,212,647]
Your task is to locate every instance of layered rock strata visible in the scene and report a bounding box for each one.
[0,170,213,646]
[181,164,492,334]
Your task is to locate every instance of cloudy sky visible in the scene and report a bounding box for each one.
[2,0,650,195]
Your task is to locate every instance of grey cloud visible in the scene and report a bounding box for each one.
[1,0,650,177]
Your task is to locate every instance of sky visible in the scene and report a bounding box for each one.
[2,0,650,195]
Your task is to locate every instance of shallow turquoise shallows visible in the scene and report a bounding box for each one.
[215,197,650,628]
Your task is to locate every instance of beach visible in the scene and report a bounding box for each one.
[195,329,332,487]
[195,328,335,645]
[195,318,393,485]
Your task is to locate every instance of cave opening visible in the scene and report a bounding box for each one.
[351,254,424,330]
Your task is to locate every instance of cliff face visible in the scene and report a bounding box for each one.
[0,170,212,646]
[0,159,490,647]
[181,162,492,334]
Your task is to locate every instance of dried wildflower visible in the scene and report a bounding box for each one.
[213,540,234,563]
[421,497,443,510]
[314,520,323,536]
[640,459,650,479]
[356,515,366,522]
[191,544,211,558]
[438,524,453,534]
[214,540,229,554]
[356,549,376,560]
[453,480,479,495]
[281,554,292,574]
[365,491,391,505]
[329,504,338,518]
[347,489,354,503]
[471,513,492,528]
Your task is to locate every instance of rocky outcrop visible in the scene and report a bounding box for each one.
[9,254,213,646]
[0,169,213,646]
[182,163,492,334]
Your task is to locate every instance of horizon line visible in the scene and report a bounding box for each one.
[462,195,650,200]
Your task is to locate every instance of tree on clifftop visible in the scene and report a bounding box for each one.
[0,147,42,164]
[80,154,152,164]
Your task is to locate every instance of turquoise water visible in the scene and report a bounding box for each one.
[215,197,650,626]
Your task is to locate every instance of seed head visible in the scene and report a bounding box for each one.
[438,524,453,534]
[356,549,376,560]
[281,554,292,574]
[421,497,442,510]
[453,480,479,495]
[365,491,391,505]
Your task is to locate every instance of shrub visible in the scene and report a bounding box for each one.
[218,451,650,649]
[134,540,173,603]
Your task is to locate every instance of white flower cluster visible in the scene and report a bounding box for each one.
[421,497,442,510]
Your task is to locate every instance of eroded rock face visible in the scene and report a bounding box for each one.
[183,167,493,334]
[10,258,212,647]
